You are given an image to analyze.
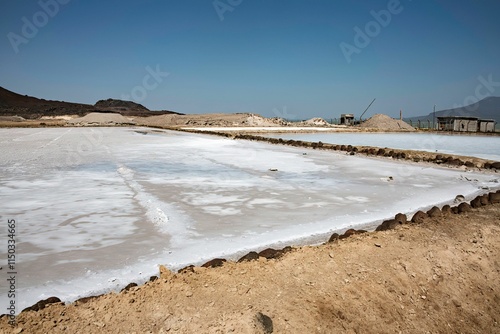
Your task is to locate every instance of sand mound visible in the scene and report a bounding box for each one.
[0,115,25,122]
[136,113,289,128]
[245,114,289,127]
[303,117,330,126]
[67,112,136,126]
[359,114,415,131]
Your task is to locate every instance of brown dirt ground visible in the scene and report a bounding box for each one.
[2,203,499,334]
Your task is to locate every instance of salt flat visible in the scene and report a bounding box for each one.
[0,127,498,312]
[264,132,500,161]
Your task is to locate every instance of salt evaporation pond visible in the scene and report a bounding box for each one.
[0,127,498,313]
[264,132,500,161]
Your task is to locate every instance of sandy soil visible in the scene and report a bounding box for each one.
[358,114,416,132]
[2,201,499,334]
[134,113,289,128]
[67,113,136,126]
[181,126,356,133]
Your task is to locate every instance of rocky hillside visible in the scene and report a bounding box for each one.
[0,87,180,118]
[94,99,149,112]
[0,86,95,119]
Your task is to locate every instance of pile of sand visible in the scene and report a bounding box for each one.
[359,114,415,131]
[245,114,289,127]
[302,117,330,126]
[0,115,25,122]
[67,112,136,126]
[136,113,290,128]
[41,115,78,121]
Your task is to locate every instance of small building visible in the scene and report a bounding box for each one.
[478,119,495,132]
[437,116,478,132]
[437,116,496,133]
[340,114,354,125]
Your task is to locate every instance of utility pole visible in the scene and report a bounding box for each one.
[433,105,436,130]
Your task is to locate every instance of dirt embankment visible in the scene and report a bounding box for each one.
[2,195,500,333]
[134,113,290,128]
[67,112,136,126]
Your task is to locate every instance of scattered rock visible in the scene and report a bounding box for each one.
[258,248,283,260]
[489,162,500,169]
[328,233,340,243]
[458,202,472,213]
[447,158,463,166]
[470,196,483,209]
[22,297,62,313]
[201,258,227,268]
[339,229,367,239]
[489,192,500,204]
[411,211,428,224]
[238,251,260,263]
[177,265,195,274]
[441,205,452,215]
[74,295,102,304]
[426,206,442,218]
[376,219,399,231]
[454,195,465,203]
[480,194,489,206]
[255,312,274,333]
[394,213,407,224]
[121,283,138,292]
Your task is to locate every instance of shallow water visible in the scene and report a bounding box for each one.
[263,132,500,161]
[0,127,498,313]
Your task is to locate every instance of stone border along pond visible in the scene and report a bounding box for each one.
[175,128,500,170]
[8,126,500,316]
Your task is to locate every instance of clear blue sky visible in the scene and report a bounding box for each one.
[1,0,499,119]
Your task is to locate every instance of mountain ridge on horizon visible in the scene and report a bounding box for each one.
[1,86,498,123]
[406,96,500,124]
[0,86,180,118]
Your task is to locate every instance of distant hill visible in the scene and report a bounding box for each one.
[0,86,95,119]
[94,99,149,112]
[0,87,181,119]
[406,96,500,124]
